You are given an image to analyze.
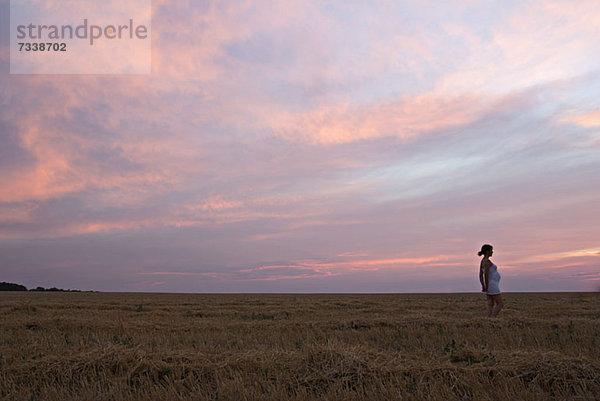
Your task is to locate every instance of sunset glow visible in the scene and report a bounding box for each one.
[1,0,599,292]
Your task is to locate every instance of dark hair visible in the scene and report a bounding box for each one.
[478,244,493,257]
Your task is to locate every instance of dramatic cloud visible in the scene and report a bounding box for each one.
[1,0,599,292]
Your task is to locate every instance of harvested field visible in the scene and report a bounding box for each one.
[1,292,599,400]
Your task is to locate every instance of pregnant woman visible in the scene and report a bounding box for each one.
[478,244,503,318]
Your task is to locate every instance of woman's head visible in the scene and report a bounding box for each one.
[478,244,493,257]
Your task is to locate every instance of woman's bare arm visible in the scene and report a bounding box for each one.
[483,260,491,292]
[479,263,485,291]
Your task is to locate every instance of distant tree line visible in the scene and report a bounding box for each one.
[0,282,27,291]
[0,282,82,292]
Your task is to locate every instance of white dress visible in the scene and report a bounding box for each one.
[485,262,501,295]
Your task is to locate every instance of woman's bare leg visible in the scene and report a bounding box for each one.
[491,294,503,318]
[486,295,494,317]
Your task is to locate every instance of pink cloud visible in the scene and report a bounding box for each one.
[559,109,600,128]
[140,253,466,283]
[271,92,485,144]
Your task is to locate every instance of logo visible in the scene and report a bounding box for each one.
[10,0,151,74]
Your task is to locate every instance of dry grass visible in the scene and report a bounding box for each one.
[1,292,599,400]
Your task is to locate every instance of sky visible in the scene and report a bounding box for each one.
[0,0,599,293]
